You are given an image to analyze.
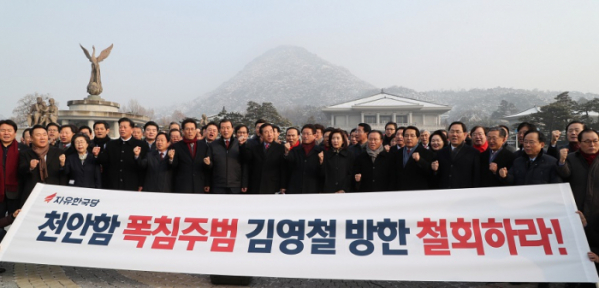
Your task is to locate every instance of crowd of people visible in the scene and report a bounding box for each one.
[0,116,598,277]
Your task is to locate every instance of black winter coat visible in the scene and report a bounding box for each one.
[284,144,323,194]
[208,138,247,188]
[171,140,210,193]
[64,153,101,188]
[435,143,481,189]
[242,142,286,194]
[394,144,434,191]
[319,149,354,193]
[479,148,515,187]
[19,147,66,205]
[504,150,562,185]
[353,150,394,192]
[96,138,148,191]
[139,150,172,192]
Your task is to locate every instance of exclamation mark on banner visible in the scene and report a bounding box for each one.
[550,219,567,255]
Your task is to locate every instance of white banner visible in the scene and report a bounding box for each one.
[0,183,596,283]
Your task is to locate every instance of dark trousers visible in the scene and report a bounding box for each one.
[0,199,18,219]
[211,187,241,194]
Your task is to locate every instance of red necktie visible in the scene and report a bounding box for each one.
[265,143,270,150]
[160,152,165,159]
[225,139,230,149]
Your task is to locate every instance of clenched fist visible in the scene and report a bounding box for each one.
[59,154,66,167]
[559,148,569,164]
[30,159,39,170]
[551,130,561,145]
[431,160,439,171]
[355,174,362,182]
[412,152,420,162]
[203,157,211,165]
[133,146,141,157]
[498,167,508,178]
[318,151,324,164]
[489,163,498,174]
[284,142,291,153]
[384,145,390,152]
[168,149,175,160]
[92,147,101,156]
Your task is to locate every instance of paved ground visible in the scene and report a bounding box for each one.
[0,263,575,288]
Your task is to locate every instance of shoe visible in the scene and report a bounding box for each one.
[0,267,6,274]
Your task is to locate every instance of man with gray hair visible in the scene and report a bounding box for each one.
[419,129,430,150]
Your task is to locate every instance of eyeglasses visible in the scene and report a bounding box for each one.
[582,139,599,145]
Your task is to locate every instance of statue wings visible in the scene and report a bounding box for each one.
[80,44,92,61]
[97,44,113,62]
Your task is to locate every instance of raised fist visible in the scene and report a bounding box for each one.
[412,152,420,162]
[498,167,508,178]
[284,142,291,152]
[355,174,362,182]
[318,151,324,164]
[384,145,390,152]
[431,160,439,172]
[133,146,141,157]
[59,154,66,167]
[92,147,101,156]
[489,163,498,174]
[559,148,569,164]
[30,159,39,170]
[168,149,175,160]
[203,157,211,165]
[551,130,561,145]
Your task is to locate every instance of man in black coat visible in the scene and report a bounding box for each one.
[547,120,585,159]
[93,118,148,191]
[242,124,286,194]
[432,122,480,189]
[19,125,66,205]
[283,124,323,194]
[56,124,77,156]
[349,123,370,157]
[170,118,210,194]
[138,132,173,192]
[480,127,515,187]
[354,130,394,192]
[499,130,562,185]
[394,126,434,191]
[206,120,248,194]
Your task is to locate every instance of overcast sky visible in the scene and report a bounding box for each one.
[1,1,598,119]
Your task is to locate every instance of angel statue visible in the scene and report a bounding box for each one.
[80,44,113,95]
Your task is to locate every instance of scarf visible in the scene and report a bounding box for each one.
[183,137,197,158]
[569,142,580,153]
[473,141,488,153]
[581,151,598,166]
[302,141,315,156]
[366,145,384,163]
[0,140,19,201]
[32,144,50,182]
[290,140,301,149]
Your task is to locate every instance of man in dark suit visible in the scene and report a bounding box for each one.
[19,125,66,205]
[395,126,434,191]
[283,124,323,194]
[170,118,210,193]
[0,120,22,217]
[138,132,172,192]
[480,127,515,187]
[143,121,159,151]
[349,123,371,157]
[93,118,148,191]
[353,130,394,192]
[206,120,248,194]
[432,121,480,189]
[56,124,77,156]
[547,120,585,159]
[389,127,405,153]
[242,123,286,194]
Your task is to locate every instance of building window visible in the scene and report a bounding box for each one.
[379,115,392,124]
[396,115,408,124]
[364,115,376,124]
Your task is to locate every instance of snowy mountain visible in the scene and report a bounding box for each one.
[180,46,376,117]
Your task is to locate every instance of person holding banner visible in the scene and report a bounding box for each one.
[19,125,66,205]
[62,133,101,188]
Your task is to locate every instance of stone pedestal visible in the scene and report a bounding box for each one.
[58,96,150,139]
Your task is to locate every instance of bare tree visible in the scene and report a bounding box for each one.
[11,92,55,127]
[119,99,155,119]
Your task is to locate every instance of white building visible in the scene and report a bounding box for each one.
[322,91,451,132]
